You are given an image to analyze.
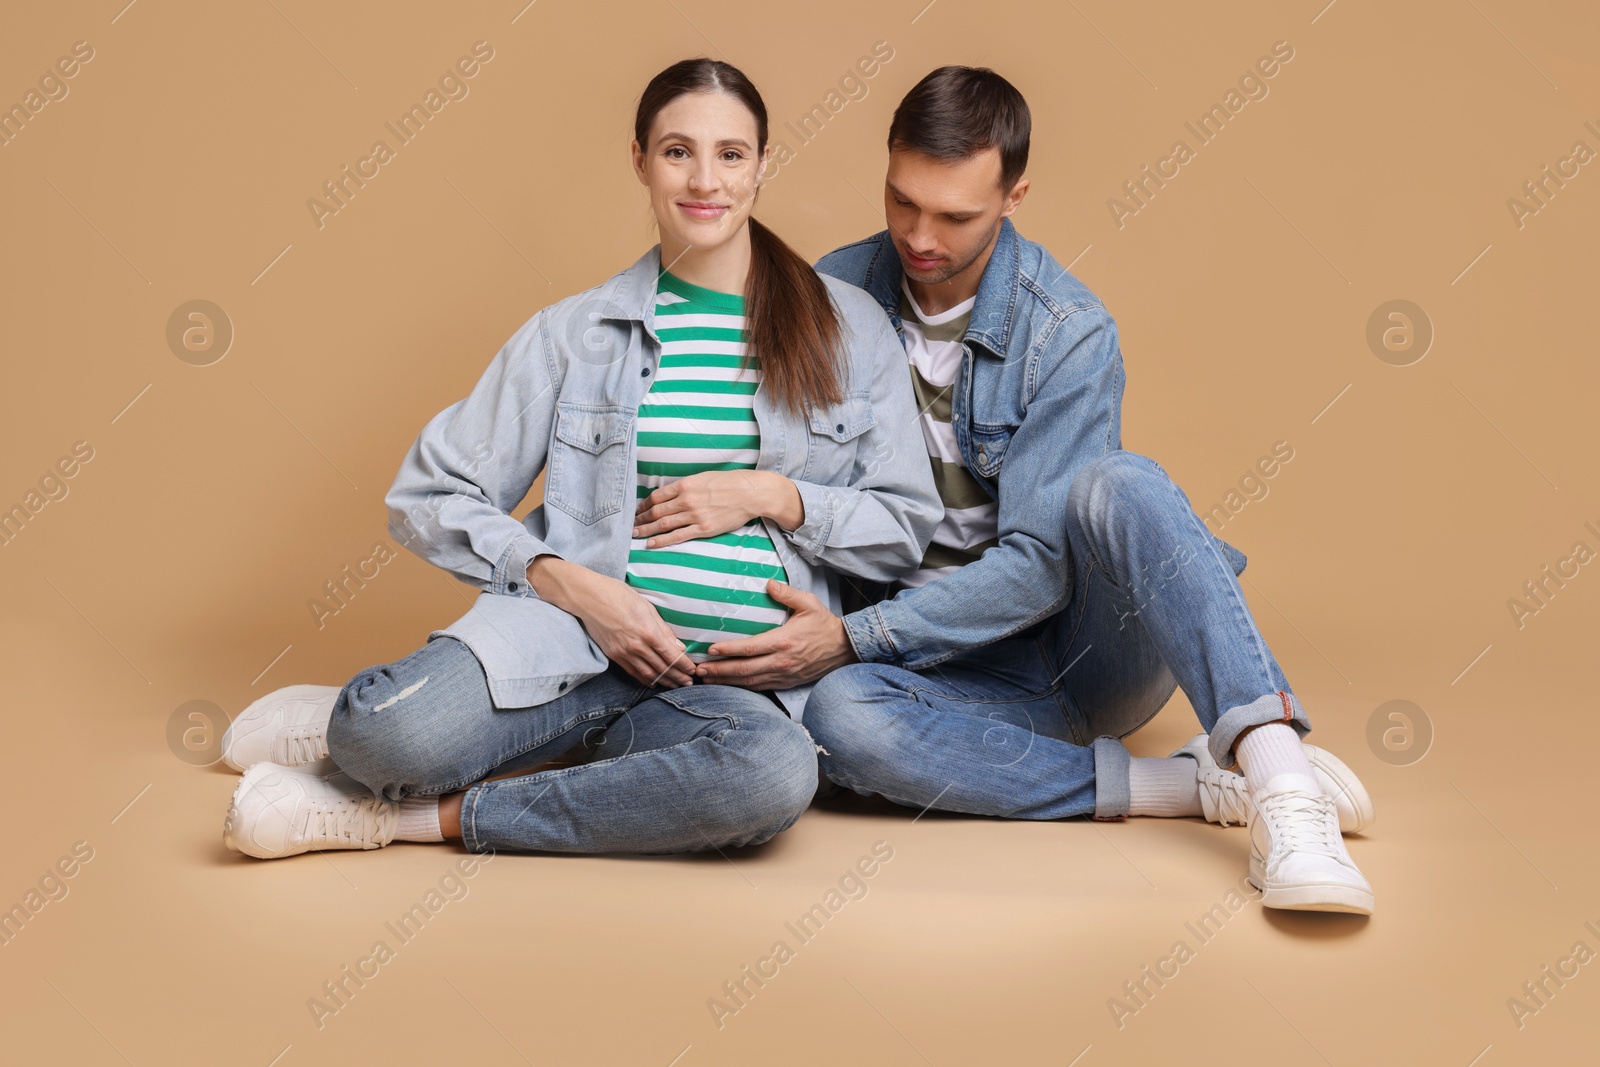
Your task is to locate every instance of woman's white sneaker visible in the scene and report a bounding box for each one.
[221,684,340,774]
[1247,773,1374,915]
[1170,733,1375,833]
[223,763,396,860]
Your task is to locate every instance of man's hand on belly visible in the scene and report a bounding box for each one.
[692,580,858,691]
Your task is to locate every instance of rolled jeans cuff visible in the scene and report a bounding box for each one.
[1091,735,1131,820]
[1208,690,1312,772]
[458,781,493,853]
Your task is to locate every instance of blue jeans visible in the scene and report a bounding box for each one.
[325,636,818,854]
[803,450,1311,820]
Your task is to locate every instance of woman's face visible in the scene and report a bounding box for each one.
[633,91,768,259]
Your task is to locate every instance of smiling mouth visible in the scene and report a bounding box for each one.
[678,202,729,219]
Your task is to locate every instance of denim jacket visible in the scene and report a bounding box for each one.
[816,218,1248,670]
[384,245,942,718]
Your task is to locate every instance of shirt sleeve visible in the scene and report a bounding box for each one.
[384,311,561,599]
[842,306,1123,668]
[777,293,943,583]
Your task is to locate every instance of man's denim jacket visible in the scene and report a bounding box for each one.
[384,245,942,719]
[816,218,1248,670]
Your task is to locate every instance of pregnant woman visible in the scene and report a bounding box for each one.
[218,57,940,860]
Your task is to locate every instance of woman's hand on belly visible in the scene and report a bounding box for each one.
[525,556,697,688]
[633,470,804,549]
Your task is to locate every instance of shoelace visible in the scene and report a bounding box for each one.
[272,723,328,766]
[1254,789,1342,857]
[300,796,391,849]
[1194,768,1254,827]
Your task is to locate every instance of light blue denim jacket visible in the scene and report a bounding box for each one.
[816,218,1248,670]
[384,245,942,719]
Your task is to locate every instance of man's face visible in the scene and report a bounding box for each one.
[883,146,1026,287]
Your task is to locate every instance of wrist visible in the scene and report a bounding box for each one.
[761,470,805,531]
[526,555,594,616]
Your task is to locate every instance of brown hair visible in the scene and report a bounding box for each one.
[633,58,844,415]
[888,65,1031,190]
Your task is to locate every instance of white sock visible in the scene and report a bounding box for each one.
[1128,757,1203,818]
[395,796,444,842]
[1234,722,1316,796]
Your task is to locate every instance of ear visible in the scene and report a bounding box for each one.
[631,139,648,187]
[1001,176,1029,218]
[755,143,772,187]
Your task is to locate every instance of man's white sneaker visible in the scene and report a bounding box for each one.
[221,684,340,774]
[1247,773,1374,915]
[223,763,396,860]
[1170,733,1375,833]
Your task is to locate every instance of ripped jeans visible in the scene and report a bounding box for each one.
[324,636,818,854]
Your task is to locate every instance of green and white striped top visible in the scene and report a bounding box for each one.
[625,270,790,660]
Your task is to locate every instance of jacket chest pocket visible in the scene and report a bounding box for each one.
[545,402,633,525]
[968,421,1013,480]
[805,395,876,478]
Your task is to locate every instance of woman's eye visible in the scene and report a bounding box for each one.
[665,147,687,159]
[722,150,744,162]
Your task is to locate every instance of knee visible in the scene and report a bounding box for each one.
[703,716,819,848]
[802,664,914,781]
[803,664,901,754]
[1069,450,1161,514]
[325,644,478,796]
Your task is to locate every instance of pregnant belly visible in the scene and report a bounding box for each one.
[623,521,791,658]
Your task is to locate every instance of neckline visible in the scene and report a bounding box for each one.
[901,278,976,326]
[658,269,746,313]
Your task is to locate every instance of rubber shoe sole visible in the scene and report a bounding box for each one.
[1248,858,1375,915]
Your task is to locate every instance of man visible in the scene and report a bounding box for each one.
[693,66,1376,915]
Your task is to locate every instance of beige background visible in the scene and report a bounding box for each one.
[3,0,1598,1063]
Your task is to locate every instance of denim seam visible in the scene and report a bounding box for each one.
[901,675,1065,708]
[470,724,738,806]
[416,696,646,797]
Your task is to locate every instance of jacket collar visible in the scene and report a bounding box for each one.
[599,244,668,334]
[859,217,1021,359]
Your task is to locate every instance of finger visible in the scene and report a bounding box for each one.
[616,631,680,687]
[636,482,680,514]
[765,579,819,610]
[704,631,781,660]
[695,652,779,681]
[641,525,703,550]
[645,626,694,685]
[632,514,695,541]
[634,495,687,527]
[650,646,697,688]
[696,658,783,688]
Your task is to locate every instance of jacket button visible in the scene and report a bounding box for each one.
[641,367,651,377]
[835,423,845,434]
[508,582,518,592]
[978,447,988,459]
[594,433,601,444]
[558,681,568,691]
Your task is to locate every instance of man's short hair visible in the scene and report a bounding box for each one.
[887,65,1031,190]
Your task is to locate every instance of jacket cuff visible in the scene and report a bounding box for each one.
[783,479,837,560]
[842,604,898,665]
[493,534,554,598]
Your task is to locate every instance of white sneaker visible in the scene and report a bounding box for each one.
[223,763,396,860]
[221,684,340,774]
[1170,733,1375,833]
[1247,773,1374,914]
